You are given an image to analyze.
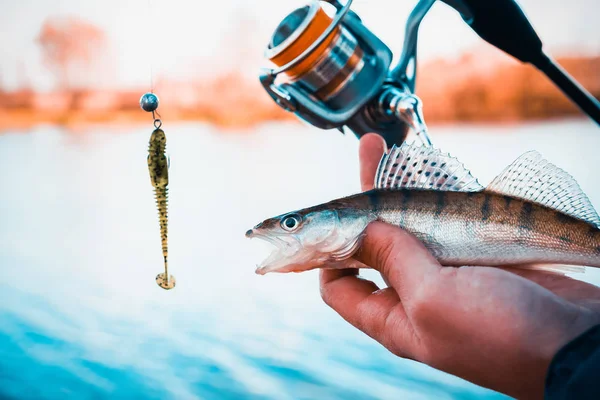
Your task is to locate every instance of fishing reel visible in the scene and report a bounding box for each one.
[260,0,600,148]
[260,0,431,148]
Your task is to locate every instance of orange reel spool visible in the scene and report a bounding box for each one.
[265,1,339,80]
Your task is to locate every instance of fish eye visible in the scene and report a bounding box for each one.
[281,214,302,231]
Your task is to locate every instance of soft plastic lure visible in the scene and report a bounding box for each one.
[147,127,175,289]
[141,92,175,290]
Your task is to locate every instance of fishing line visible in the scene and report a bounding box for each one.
[140,0,174,290]
[145,0,162,128]
[147,0,155,93]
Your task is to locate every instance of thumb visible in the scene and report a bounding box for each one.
[354,221,442,297]
[359,133,386,191]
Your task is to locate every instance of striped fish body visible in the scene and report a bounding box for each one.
[247,142,600,275]
[344,189,600,268]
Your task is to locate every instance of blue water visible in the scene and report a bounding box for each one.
[1,119,598,399]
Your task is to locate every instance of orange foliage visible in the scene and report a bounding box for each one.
[37,16,108,91]
[1,15,599,131]
[417,53,600,123]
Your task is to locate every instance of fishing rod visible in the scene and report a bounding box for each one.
[259,0,600,148]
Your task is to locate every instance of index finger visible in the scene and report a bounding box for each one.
[319,269,416,358]
[359,133,386,191]
[354,221,442,299]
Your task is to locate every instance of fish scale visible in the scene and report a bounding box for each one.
[369,189,600,268]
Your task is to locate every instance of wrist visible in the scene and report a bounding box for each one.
[489,308,600,400]
[545,322,600,399]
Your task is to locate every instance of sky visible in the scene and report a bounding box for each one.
[0,0,599,91]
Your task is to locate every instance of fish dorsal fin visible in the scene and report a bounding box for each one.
[374,142,484,192]
[487,151,600,228]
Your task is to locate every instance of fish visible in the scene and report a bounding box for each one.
[147,127,175,289]
[246,142,600,275]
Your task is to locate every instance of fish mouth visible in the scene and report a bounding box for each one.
[245,229,299,275]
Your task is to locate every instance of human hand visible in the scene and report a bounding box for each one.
[319,134,600,399]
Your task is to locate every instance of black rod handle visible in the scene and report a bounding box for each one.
[536,54,600,125]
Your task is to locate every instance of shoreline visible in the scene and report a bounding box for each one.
[0,109,591,134]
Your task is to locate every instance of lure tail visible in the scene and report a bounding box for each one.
[154,186,175,289]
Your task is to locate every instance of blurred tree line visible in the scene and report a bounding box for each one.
[0,15,598,129]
